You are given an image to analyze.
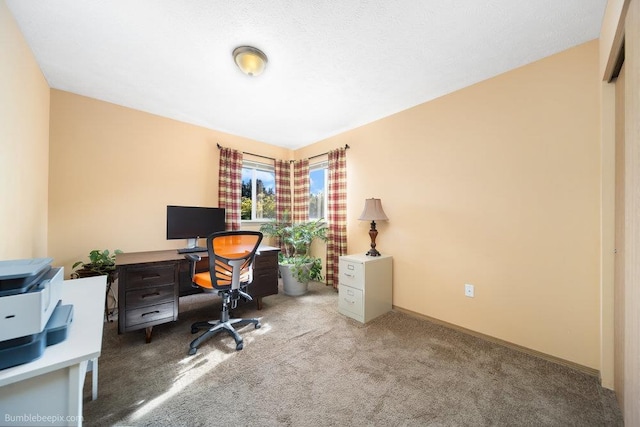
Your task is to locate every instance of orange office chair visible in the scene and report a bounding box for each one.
[184,230,263,355]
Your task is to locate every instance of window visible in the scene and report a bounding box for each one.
[309,162,327,220]
[241,161,275,220]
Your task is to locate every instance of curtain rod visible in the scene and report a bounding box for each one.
[217,143,350,162]
[216,143,275,161]
[288,144,351,163]
[307,144,350,160]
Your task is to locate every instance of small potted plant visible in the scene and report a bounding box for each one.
[72,249,123,321]
[71,249,123,283]
[260,217,327,296]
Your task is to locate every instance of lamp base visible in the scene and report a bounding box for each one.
[365,249,381,257]
[366,221,381,257]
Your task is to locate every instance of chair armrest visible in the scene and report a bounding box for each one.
[184,254,202,263]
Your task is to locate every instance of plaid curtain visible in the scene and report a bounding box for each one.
[274,160,291,222]
[218,147,243,230]
[326,148,347,288]
[292,159,309,223]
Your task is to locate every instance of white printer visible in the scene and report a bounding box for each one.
[0,258,71,370]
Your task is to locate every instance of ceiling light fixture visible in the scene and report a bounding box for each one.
[233,46,268,77]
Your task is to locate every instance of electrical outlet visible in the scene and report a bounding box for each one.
[464,284,474,298]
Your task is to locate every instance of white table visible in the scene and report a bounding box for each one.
[0,276,106,427]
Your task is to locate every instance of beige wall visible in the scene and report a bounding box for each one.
[48,90,290,276]
[300,41,602,369]
[7,6,600,370]
[0,1,50,260]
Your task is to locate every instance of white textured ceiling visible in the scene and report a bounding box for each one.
[6,0,607,149]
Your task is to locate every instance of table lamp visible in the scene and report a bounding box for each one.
[358,198,389,256]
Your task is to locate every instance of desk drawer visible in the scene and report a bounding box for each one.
[125,302,175,327]
[254,251,278,270]
[250,270,278,297]
[126,284,175,309]
[124,265,176,290]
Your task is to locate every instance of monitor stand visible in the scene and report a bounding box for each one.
[177,238,206,254]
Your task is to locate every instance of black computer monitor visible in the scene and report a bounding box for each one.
[166,205,226,253]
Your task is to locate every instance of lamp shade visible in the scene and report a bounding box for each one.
[233,46,268,76]
[358,198,389,221]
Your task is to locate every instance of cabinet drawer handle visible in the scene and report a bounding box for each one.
[141,273,161,280]
[141,291,161,299]
[141,310,160,317]
[343,298,355,305]
[344,273,354,278]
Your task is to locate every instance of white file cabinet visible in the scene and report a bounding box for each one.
[338,254,392,323]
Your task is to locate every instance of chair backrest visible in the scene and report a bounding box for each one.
[205,230,263,291]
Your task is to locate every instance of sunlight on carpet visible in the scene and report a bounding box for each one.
[129,322,272,421]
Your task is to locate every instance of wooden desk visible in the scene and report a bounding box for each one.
[116,245,279,342]
[0,276,106,427]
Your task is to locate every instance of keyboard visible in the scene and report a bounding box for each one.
[177,247,207,254]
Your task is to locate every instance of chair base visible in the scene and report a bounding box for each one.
[188,317,261,355]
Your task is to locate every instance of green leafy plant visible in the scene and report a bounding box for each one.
[71,249,123,279]
[260,217,328,284]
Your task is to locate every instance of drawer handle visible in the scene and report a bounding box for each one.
[141,310,160,317]
[343,298,355,305]
[344,273,354,278]
[346,289,355,296]
[347,265,355,270]
[141,273,162,280]
[141,291,161,299]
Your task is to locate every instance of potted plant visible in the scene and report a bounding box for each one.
[71,249,123,281]
[72,249,123,321]
[260,218,328,296]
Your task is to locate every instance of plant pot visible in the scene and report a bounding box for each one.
[71,267,116,284]
[279,263,312,296]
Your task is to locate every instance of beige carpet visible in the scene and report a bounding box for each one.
[83,281,622,426]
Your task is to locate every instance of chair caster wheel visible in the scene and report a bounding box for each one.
[188,347,197,355]
[191,327,199,334]
[236,342,243,351]
[255,323,261,329]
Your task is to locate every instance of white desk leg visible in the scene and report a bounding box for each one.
[67,362,84,427]
[91,357,98,401]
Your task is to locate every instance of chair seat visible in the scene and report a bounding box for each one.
[193,268,252,290]
[193,272,213,289]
